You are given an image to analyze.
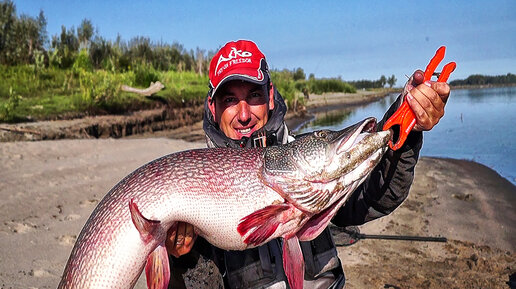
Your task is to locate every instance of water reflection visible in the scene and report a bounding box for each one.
[296,88,516,185]
[300,110,353,131]
[297,93,397,133]
[461,86,516,102]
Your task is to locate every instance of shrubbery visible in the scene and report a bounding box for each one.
[0,0,382,122]
[271,69,357,109]
[305,78,356,94]
[0,87,22,122]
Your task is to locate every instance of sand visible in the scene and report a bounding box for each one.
[0,91,514,288]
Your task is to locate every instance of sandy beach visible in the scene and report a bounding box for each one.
[0,92,515,288]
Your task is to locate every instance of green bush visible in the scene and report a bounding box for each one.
[307,78,356,94]
[72,50,93,72]
[270,70,300,109]
[77,69,136,108]
[0,87,22,122]
[133,63,160,87]
[0,65,68,98]
[160,70,208,103]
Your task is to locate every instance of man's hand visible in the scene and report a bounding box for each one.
[165,222,196,258]
[404,70,451,131]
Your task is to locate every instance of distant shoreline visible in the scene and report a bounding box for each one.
[450,83,516,90]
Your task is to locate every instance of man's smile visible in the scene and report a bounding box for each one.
[234,124,256,137]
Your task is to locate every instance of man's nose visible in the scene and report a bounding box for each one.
[237,100,251,122]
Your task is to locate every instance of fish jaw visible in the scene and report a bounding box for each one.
[260,118,391,214]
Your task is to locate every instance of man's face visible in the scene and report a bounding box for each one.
[210,80,274,140]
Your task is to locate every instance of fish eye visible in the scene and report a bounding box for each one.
[315,131,328,138]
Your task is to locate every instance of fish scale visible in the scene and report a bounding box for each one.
[59,118,392,289]
[59,148,286,288]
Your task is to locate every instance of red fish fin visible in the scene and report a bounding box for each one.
[237,204,290,246]
[297,193,351,241]
[283,235,304,289]
[129,199,160,243]
[145,242,170,289]
[296,205,336,241]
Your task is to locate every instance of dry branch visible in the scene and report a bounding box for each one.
[121,81,165,97]
[0,126,41,135]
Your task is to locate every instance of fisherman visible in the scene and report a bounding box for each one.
[165,40,450,288]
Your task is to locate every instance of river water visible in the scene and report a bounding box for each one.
[297,86,516,185]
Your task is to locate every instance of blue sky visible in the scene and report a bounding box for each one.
[15,0,516,86]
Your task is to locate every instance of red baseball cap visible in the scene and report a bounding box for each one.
[208,40,270,101]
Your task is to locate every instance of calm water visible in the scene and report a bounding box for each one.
[297,87,516,185]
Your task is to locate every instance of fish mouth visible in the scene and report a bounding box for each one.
[334,117,381,155]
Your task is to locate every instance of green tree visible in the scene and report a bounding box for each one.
[73,49,93,72]
[90,35,113,69]
[449,73,516,86]
[387,74,397,88]
[195,47,205,76]
[36,10,47,47]
[13,14,42,63]
[51,25,79,68]
[77,18,94,50]
[128,36,153,64]
[379,75,386,88]
[293,67,306,81]
[0,0,16,64]
[0,1,47,65]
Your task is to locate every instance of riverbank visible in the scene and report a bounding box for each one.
[0,89,393,142]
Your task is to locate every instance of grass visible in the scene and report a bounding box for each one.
[0,65,358,123]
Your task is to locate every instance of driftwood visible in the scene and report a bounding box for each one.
[121,81,165,97]
[0,126,41,135]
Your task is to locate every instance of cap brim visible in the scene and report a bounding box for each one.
[210,69,269,100]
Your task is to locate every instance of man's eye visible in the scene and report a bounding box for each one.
[248,92,266,105]
[223,97,237,104]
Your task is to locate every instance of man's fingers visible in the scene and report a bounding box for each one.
[177,224,196,256]
[411,70,425,86]
[175,222,186,246]
[165,225,179,257]
[419,83,445,116]
[433,81,451,103]
[165,222,196,258]
[407,92,432,131]
[184,223,194,246]
[403,71,451,132]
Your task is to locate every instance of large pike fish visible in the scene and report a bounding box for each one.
[59,117,392,289]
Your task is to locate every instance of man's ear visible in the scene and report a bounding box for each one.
[208,98,217,122]
[268,82,275,110]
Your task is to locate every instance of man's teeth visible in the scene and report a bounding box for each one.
[238,128,251,134]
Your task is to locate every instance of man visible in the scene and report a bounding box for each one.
[166,40,450,288]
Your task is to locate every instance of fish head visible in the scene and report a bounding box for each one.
[262,117,392,212]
